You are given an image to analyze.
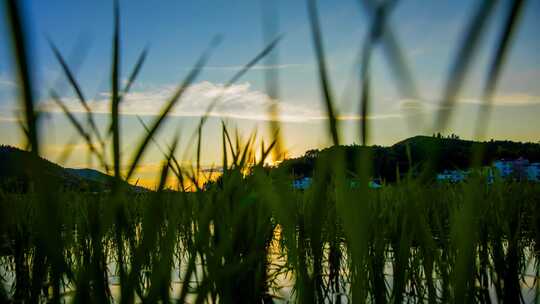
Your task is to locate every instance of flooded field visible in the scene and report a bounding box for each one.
[1,181,539,303]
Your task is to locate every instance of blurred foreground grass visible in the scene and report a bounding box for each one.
[1,175,539,303]
[1,0,539,303]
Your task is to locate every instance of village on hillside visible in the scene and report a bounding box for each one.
[436,158,540,183]
[293,158,540,190]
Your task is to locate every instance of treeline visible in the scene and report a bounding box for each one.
[279,136,540,182]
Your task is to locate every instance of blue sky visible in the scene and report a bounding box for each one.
[1,0,535,95]
[1,0,539,187]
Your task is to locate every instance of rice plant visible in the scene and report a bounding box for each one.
[0,0,538,303]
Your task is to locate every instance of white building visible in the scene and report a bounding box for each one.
[293,177,312,190]
[293,177,382,190]
[528,163,540,181]
[493,160,513,178]
[436,170,467,183]
[492,158,539,182]
[368,181,382,189]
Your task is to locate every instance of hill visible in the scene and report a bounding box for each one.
[279,135,540,182]
[0,145,147,192]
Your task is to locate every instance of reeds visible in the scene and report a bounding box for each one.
[1,0,538,303]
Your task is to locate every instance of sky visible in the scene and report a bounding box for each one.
[1,0,539,188]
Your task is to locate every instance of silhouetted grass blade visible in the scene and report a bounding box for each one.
[262,0,284,161]
[228,35,282,86]
[183,35,282,166]
[358,0,420,100]
[136,115,182,179]
[4,0,39,154]
[307,0,340,146]
[121,46,148,99]
[49,90,109,171]
[474,0,527,141]
[111,0,122,181]
[125,37,220,181]
[435,0,498,132]
[48,39,107,155]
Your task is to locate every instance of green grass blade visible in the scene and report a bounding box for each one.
[307,0,339,146]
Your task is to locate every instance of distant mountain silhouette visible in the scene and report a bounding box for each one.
[0,145,148,192]
[4,136,539,191]
[279,135,540,182]
[66,168,115,184]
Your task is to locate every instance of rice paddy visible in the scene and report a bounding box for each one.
[1,0,539,303]
[1,177,539,302]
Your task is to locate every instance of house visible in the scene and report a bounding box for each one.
[528,163,540,181]
[436,170,467,183]
[493,158,536,181]
[512,157,530,180]
[293,177,382,190]
[368,180,382,189]
[493,160,514,178]
[293,177,312,190]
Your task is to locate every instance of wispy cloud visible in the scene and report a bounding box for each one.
[396,93,540,111]
[39,80,400,122]
[11,83,539,125]
[0,114,19,123]
[0,106,21,122]
[460,94,540,106]
[43,142,88,153]
[0,75,17,87]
